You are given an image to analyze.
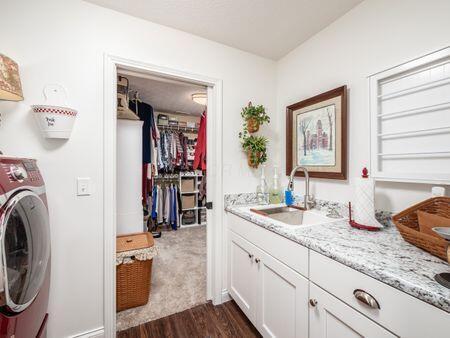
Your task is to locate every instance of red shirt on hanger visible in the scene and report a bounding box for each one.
[193,111,207,171]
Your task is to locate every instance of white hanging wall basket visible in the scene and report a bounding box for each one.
[32,84,77,139]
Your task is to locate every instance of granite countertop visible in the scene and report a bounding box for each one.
[225,202,450,313]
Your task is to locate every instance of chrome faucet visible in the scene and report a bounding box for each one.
[287,165,314,210]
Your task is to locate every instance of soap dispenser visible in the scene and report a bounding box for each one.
[269,165,283,204]
[256,164,269,205]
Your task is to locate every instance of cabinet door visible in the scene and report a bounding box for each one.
[228,231,258,324]
[310,283,397,338]
[255,248,309,338]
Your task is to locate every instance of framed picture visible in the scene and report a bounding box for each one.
[286,86,347,180]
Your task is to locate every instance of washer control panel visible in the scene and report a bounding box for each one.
[8,164,28,181]
[22,160,42,183]
[0,159,42,185]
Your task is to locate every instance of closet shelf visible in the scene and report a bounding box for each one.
[157,124,198,133]
[154,172,202,180]
[181,190,199,194]
[154,174,179,180]
[182,206,206,211]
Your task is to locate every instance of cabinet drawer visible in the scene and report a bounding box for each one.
[227,213,308,278]
[310,251,450,338]
[310,283,396,338]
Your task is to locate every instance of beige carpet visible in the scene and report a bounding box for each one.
[116,225,207,331]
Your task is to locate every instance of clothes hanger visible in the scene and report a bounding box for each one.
[135,91,142,103]
[128,90,141,103]
[127,90,139,116]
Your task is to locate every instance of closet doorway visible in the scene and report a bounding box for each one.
[103,55,223,337]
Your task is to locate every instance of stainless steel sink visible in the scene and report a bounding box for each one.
[250,206,334,226]
[251,206,305,225]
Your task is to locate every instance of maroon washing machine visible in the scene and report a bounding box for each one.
[0,157,51,338]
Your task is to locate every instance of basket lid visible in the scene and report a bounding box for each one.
[117,232,154,253]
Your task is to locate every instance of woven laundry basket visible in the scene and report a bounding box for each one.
[393,197,450,262]
[116,232,157,312]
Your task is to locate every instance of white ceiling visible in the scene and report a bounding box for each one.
[120,71,207,115]
[86,0,363,60]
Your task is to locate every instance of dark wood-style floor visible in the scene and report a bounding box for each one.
[117,300,261,338]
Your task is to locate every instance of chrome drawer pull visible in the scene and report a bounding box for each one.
[353,289,380,309]
[309,299,318,307]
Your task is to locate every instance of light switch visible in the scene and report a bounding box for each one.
[77,177,91,196]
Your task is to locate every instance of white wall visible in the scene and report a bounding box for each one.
[276,0,450,212]
[3,0,450,336]
[0,0,276,336]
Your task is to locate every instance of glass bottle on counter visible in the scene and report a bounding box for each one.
[256,164,269,205]
[269,165,283,204]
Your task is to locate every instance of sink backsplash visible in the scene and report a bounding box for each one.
[224,193,393,227]
[224,192,260,207]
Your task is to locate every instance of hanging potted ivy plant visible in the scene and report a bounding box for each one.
[241,102,270,133]
[239,135,268,168]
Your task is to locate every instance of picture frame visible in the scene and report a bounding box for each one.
[286,86,347,180]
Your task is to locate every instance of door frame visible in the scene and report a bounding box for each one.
[103,54,224,336]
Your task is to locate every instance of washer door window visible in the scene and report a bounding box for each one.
[0,191,50,312]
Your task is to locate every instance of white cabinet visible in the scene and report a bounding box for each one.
[227,214,450,338]
[256,247,309,338]
[228,231,258,324]
[228,230,309,337]
[309,283,396,338]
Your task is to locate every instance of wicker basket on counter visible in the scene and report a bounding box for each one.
[393,197,450,262]
[116,232,155,312]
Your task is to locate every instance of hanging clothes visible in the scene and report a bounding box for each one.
[157,185,164,224]
[193,111,206,171]
[151,185,158,220]
[158,131,168,172]
[156,129,191,173]
[129,100,155,164]
[129,100,159,209]
[176,184,183,214]
[199,173,207,206]
[142,164,149,207]
[151,128,159,177]
[181,134,189,170]
[150,181,181,230]
[149,110,159,178]
[170,185,178,230]
[164,185,171,223]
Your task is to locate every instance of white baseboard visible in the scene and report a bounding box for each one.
[221,288,231,303]
[69,327,104,338]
